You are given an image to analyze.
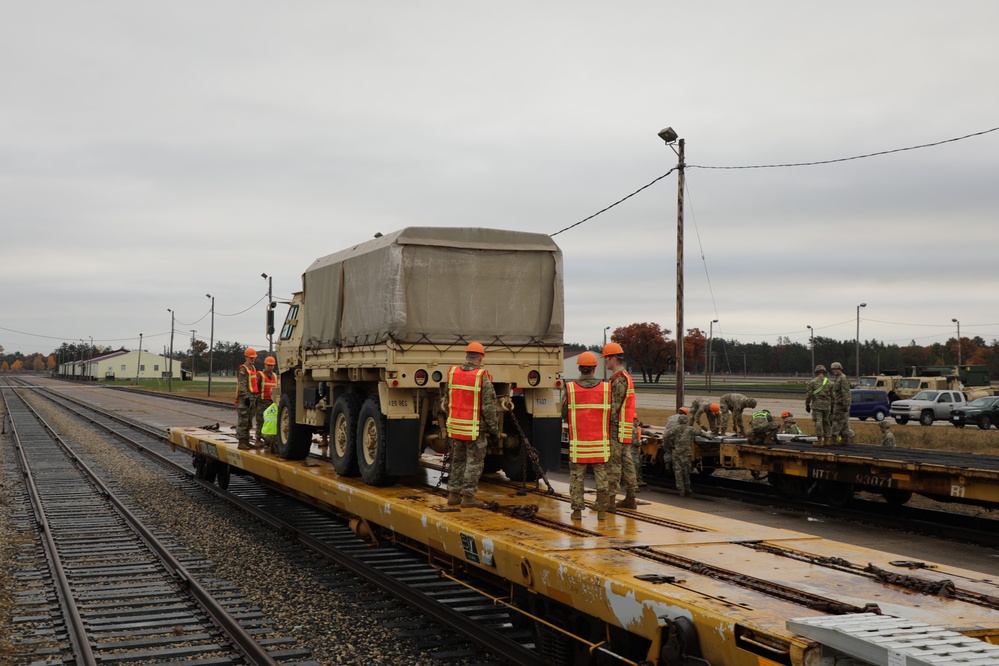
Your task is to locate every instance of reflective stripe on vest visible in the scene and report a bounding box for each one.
[812,377,828,394]
[752,411,769,420]
[260,371,278,401]
[612,370,636,443]
[244,363,260,394]
[567,381,611,464]
[261,402,278,436]
[446,366,486,441]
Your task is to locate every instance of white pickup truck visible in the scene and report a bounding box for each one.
[889,390,967,426]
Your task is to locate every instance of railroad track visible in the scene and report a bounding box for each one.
[1,385,305,665]
[6,380,535,665]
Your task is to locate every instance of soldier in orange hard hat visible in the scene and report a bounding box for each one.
[255,356,279,450]
[236,347,260,450]
[690,397,720,434]
[562,351,611,520]
[443,342,499,509]
[601,342,639,511]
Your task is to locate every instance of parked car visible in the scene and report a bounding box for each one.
[849,389,890,421]
[890,390,967,426]
[950,395,999,430]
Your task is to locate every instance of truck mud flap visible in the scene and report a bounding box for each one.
[532,417,562,472]
[386,419,421,476]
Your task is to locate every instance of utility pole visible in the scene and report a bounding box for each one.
[167,309,175,391]
[206,294,215,397]
[263,273,274,355]
[135,333,143,384]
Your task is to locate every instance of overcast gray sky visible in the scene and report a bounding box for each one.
[2,2,997,360]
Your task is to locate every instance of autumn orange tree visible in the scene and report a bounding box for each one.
[611,322,674,382]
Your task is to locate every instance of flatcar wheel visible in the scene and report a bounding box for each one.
[330,394,361,476]
[824,482,854,507]
[357,397,394,486]
[215,462,231,490]
[881,488,912,505]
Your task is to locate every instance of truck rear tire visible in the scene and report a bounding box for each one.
[357,397,395,486]
[919,411,934,426]
[277,392,313,460]
[330,394,361,477]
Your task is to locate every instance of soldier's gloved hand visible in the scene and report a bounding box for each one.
[805,405,811,413]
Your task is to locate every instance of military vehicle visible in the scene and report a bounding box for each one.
[893,365,994,401]
[271,227,565,486]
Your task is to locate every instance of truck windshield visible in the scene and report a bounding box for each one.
[856,377,876,388]
[910,391,939,401]
[897,379,921,389]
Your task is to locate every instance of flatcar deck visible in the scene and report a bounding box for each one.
[169,427,999,666]
[721,439,999,505]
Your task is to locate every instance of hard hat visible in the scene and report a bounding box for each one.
[244,347,257,358]
[814,364,827,373]
[465,342,485,355]
[265,356,276,365]
[577,351,598,367]
[709,403,720,414]
[830,361,843,370]
[601,342,624,357]
[678,406,689,415]
[781,410,791,418]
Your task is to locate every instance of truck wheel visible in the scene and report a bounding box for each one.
[277,392,313,460]
[979,415,993,430]
[357,397,394,486]
[330,394,361,477]
[919,411,934,427]
[894,416,908,425]
[873,410,886,422]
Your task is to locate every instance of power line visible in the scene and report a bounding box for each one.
[551,168,675,236]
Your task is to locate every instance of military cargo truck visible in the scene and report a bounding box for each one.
[272,227,565,486]
[893,365,994,400]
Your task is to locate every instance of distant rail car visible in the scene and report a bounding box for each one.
[170,426,999,666]
[720,440,999,508]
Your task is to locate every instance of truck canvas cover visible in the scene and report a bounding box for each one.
[301,227,564,348]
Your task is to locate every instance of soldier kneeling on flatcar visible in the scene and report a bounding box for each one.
[747,409,780,447]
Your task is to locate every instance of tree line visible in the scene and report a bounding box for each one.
[566,322,999,382]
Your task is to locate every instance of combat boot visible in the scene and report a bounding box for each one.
[617,489,638,509]
[238,438,251,450]
[460,496,486,509]
[570,509,582,521]
[597,510,607,521]
[447,493,462,506]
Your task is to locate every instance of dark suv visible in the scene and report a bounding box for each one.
[850,389,891,421]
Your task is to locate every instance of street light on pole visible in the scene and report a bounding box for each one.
[807,325,814,372]
[206,294,215,397]
[952,318,961,365]
[603,326,610,380]
[658,125,685,410]
[262,273,273,355]
[855,303,867,379]
[706,319,718,389]
[167,309,175,392]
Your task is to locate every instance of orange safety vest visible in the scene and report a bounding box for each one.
[566,382,611,464]
[243,363,260,395]
[446,366,488,441]
[259,371,277,401]
[612,370,636,443]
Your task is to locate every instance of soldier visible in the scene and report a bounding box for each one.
[747,409,780,446]
[805,364,833,446]
[235,347,260,450]
[665,405,689,430]
[829,361,852,444]
[780,411,803,435]
[719,393,757,436]
[444,342,499,509]
[690,398,720,434]
[254,356,279,446]
[670,414,699,496]
[261,401,279,454]
[631,417,646,487]
[603,342,639,511]
[879,420,896,448]
[561,352,611,520]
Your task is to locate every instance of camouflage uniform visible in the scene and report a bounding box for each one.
[670,416,697,496]
[561,375,609,512]
[445,362,499,499]
[690,398,719,434]
[880,423,896,448]
[829,369,852,443]
[805,373,833,441]
[780,417,803,435]
[630,418,644,485]
[236,359,259,445]
[747,411,780,447]
[606,371,638,502]
[719,393,756,436]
